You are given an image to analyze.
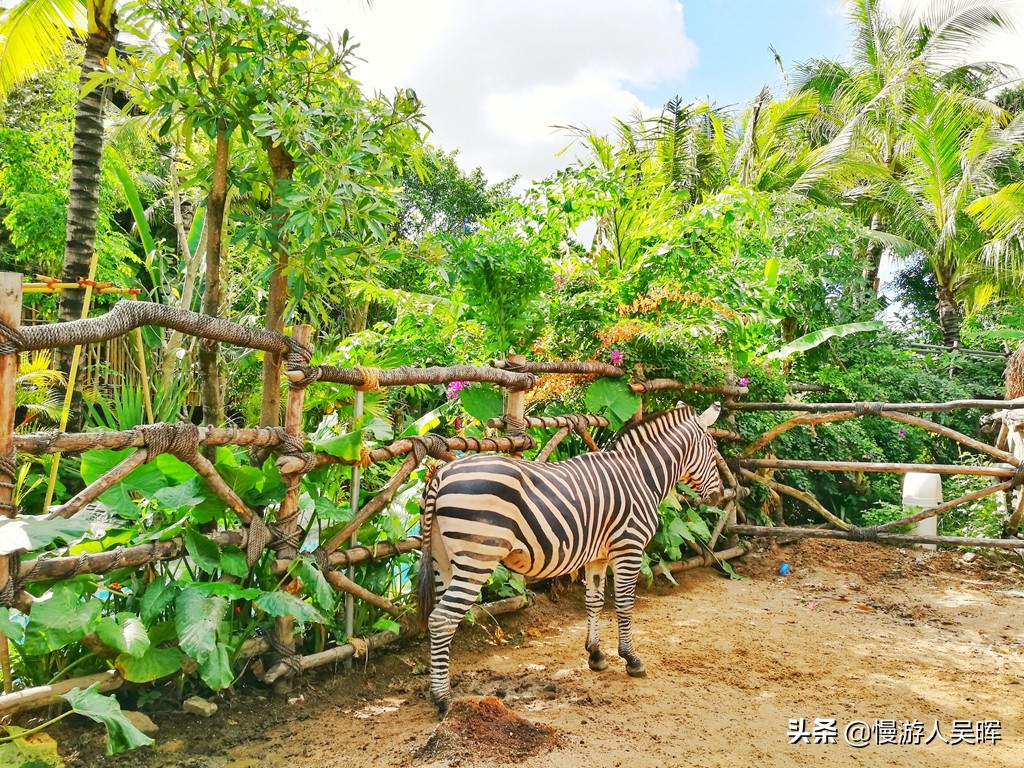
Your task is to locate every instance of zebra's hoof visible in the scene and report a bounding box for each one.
[434,698,451,720]
[588,653,609,672]
[626,661,647,678]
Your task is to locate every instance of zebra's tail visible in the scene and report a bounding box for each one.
[417,470,441,631]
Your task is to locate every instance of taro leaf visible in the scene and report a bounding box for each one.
[198,642,234,691]
[219,545,250,578]
[290,558,337,613]
[0,607,25,644]
[585,378,641,428]
[253,590,325,624]
[115,645,185,683]
[81,449,165,498]
[61,682,155,754]
[458,385,503,425]
[0,518,31,554]
[685,509,712,541]
[363,414,394,441]
[96,614,150,658]
[668,517,695,544]
[216,464,264,499]
[312,430,363,461]
[153,478,207,511]
[767,320,885,360]
[23,584,102,654]
[140,576,176,623]
[21,510,101,550]
[184,527,222,575]
[401,405,445,437]
[175,586,226,662]
[313,494,351,523]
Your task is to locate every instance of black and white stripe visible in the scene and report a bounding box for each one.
[417,402,723,717]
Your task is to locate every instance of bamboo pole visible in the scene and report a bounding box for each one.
[1005,491,1024,538]
[486,414,609,430]
[345,389,364,668]
[325,569,402,618]
[491,359,624,377]
[535,427,571,462]
[739,468,852,530]
[740,412,860,458]
[739,458,1016,477]
[130,296,154,424]
[575,424,601,452]
[272,537,422,575]
[46,449,149,519]
[270,325,311,693]
[874,480,1015,532]
[0,670,123,718]
[42,249,102,513]
[729,524,1024,550]
[629,379,749,397]
[663,541,750,574]
[730,399,1024,413]
[22,283,137,295]
[880,412,1019,467]
[186,451,259,526]
[505,354,527,458]
[0,273,21,695]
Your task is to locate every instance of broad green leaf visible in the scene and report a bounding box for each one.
[767,321,885,360]
[400,405,445,437]
[312,430,363,461]
[154,478,207,510]
[585,378,641,427]
[140,576,176,623]
[81,449,166,498]
[372,617,401,636]
[24,584,102,654]
[458,385,503,425]
[184,527,222,574]
[0,607,25,644]
[764,257,780,289]
[96,614,150,658]
[197,642,235,691]
[190,582,260,600]
[175,587,226,662]
[0,519,30,554]
[219,546,250,578]
[116,645,184,683]
[291,558,337,613]
[61,683,155,754]
[20,511,101,550]
[253,590,325,624]
[112,158,158,268]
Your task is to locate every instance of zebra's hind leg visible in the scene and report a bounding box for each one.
[610,552,646,677]
[583,560,609,672]
[426,563,493,719]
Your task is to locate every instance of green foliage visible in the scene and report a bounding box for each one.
[62,683,155,754]
[584,378,641,429]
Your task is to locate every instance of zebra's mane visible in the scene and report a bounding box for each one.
[604,404,698,452]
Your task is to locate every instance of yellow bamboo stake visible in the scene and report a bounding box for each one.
[42,253,102,514]
[130,296,155,424]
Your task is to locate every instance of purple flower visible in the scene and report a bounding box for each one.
[897,428,907,438]
[738,376,749,387]
[610,350,624,366]
[446,380,470,399]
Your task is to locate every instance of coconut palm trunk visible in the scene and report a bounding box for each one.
[935,284,962,347]
[53,1,117,433]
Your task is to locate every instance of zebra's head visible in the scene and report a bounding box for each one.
[675,401,724,504]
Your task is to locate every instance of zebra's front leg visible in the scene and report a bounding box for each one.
[583,560,609,672]
[610,553,646,677]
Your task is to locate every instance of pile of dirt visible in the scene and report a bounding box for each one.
[417,696,560,765]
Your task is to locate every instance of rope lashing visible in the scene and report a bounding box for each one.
[245,516,274,567]
[503,415,527,436]
[276,429,317,474]
[1011,462,1024,490]
[353,365,382,391]
[287,365,321,390]
[856,402,886,415]
[0,452,18,516]
[139,423,200,462]
[408,434,454,464]
[847,526,882,542]
[0,318,24,356]
[308,546,330,571]
[0,552,20,608]
[266,631,303,678]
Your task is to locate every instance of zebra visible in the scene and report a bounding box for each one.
[417,401,724,717]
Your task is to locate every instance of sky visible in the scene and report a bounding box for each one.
[289,0,1024,186]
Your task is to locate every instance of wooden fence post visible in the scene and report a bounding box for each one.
[505,354,527,458]
[270,324,311,694]
[0,273,23,694]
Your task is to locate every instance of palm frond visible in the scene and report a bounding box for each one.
[0,0,87,99]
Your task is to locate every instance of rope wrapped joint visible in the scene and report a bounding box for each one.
[139,423,201,462]
[0,317,25,356]
[847,526,881,542]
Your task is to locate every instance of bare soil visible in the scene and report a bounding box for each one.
[60,539,1024,768]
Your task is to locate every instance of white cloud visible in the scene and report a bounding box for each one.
[291,0,698,184]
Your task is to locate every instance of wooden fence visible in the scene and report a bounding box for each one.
[0,270,1022,718]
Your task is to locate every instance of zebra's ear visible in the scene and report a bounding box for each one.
[698,401,721,426]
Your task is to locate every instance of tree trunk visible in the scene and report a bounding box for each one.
[935,283,962,347]
[198,125,230,431]
[259,143,297,428]
[54,10,117,433]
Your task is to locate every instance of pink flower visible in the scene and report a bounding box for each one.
[610,350,624,366]
[738,376,749,387]
[897,428,907,438]
[446,380,470,399]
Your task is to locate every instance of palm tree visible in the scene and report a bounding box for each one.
[873,86,1023,345]
[1,0,118,430]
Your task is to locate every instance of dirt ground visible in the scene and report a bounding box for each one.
[60,539,1024,768]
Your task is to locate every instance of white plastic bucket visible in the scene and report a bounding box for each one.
[902,472,943,549]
